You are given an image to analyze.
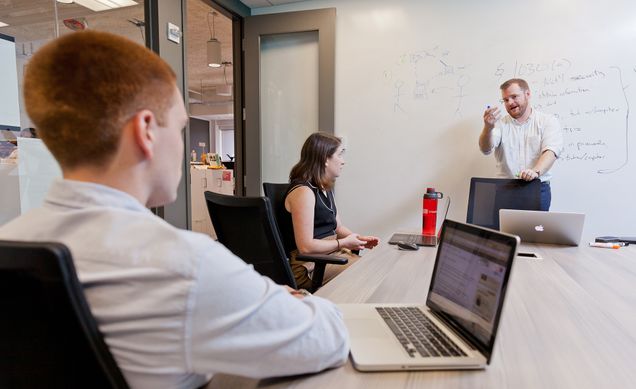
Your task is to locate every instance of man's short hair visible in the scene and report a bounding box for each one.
[24,31,177,169]
[500,78,529,92]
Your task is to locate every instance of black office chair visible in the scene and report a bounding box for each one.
[466,177,542,230]
[205,191,346,292]
[0,240,129,389]
[262,183,298,256]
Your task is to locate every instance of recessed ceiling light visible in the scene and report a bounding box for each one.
[70,0,137,12]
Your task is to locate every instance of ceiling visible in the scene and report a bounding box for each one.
[0,0,229,92]
[239,0,307,7]
[0,1,146,43]
[186,0,232,102]
[0,0,307,120]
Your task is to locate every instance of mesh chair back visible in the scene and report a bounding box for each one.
[0,240,129,389]
[466,177,541,230]
[204,192,297,288]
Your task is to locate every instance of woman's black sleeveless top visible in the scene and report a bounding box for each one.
[286,181,337,239]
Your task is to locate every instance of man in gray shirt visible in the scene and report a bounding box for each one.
[0,31,348,389]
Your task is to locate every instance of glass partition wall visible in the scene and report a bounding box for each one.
[0,0,146,226]
[186,0,234,239]
[0,0,236,236]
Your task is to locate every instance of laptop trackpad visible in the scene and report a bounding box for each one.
[348,318,389,338]
[347,318,414,364]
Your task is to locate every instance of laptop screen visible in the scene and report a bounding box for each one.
[426,220,518,362]
[499,209,585,246]
[466,178,541,230]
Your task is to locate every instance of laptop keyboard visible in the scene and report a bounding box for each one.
[376,307,467,358]
[400,235,422,245]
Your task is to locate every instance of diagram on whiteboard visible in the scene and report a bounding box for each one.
[384,45,470,117]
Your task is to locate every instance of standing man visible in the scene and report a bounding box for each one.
[479,78,563,210]
[0,31,348,388]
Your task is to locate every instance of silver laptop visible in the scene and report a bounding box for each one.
[499,209,585,246]
[340,220,519,371]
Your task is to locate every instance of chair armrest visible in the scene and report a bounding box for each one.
[296,253,348,265]
[295,254,348,293]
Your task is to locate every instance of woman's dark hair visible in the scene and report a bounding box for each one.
[289,132,342,190]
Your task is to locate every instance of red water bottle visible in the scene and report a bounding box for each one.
[422,188,443,236]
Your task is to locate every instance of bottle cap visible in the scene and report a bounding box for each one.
[424,187,443,199]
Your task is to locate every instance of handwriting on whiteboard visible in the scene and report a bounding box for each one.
[494,59,629,174]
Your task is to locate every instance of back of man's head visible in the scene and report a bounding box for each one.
[24,31,176,169]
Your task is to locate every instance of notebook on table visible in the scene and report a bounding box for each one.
[340,220,519,371]
[388,196,451,247]
[499,209,585,246]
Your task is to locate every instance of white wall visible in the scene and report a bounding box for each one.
[253,0,636,240]
[16,53,33,129]
[0,35,21,128]
[14,39,48,129]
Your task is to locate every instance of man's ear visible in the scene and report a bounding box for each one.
[131,109,156,159]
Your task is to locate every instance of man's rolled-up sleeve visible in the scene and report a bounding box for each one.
[541,116,564,158]
[482,127,502,155]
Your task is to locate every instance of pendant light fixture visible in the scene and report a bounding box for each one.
[206,11,222,68]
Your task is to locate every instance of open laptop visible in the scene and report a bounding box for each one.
[388,196,451,247]
[499,209,585,246]
[340,220,519,371]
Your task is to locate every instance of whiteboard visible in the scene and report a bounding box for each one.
[0,34,21,129]
[254,0,636,240]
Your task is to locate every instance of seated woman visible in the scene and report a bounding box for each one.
[284,132,379,290]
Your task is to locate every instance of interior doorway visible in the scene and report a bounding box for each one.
[185,0,236,238]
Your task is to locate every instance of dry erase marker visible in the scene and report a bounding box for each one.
[589,242,621,249]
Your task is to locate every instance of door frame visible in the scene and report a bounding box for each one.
[243,8,336,196]
[209,0,249,195]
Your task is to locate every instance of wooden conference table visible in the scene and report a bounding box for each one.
[206,236,636,388]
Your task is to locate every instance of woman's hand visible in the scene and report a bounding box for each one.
[340,234,366,251]
[359,235,380,249]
